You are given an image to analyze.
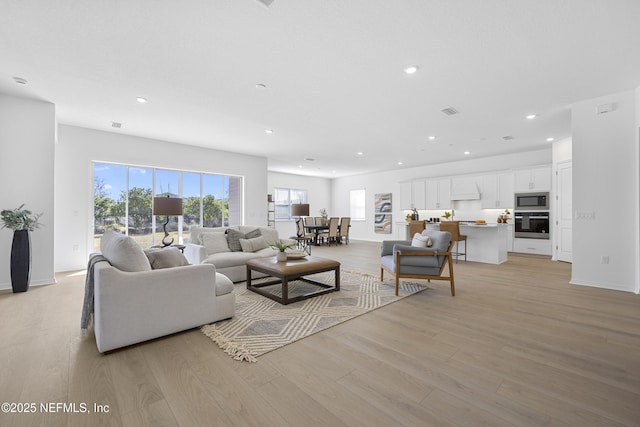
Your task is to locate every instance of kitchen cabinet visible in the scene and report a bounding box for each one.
[426,178,451,210]
[400,180,426,210]
[411,180,426,209]
[513,238,551,255]
[514,166,551,192]
[481,172,514,209]
[400,181,412,210]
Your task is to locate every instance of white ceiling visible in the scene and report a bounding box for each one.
[2,0,640,178]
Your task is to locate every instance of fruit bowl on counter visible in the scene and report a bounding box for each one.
[475,219,487,225]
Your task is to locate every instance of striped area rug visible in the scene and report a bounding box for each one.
[201,270,426,362]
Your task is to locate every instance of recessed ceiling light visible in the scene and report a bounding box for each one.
[298,165,303,168]
[357,151,364,156]
[255,83,267,90]
[397,161,404,165]
[464,151,470,155]
[428,135,436,141]
[12,76,27,84]
[265,129,273,134]
[136,97,148,103]
[526,114,537,120]
[404,66,419,74]
[546,137,555,142]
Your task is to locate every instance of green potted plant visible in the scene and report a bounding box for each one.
[442,211,452,220]
[319,208,329,225]
[270,241,296,262]
[1,204,43,293]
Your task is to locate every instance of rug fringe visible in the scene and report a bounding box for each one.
[201,324,257,363]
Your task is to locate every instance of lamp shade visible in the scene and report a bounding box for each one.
[291,203,309,217]
[153,197,183,216]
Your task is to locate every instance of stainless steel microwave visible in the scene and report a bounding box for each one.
[515,192,549,210]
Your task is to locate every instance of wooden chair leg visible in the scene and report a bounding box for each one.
[448,256,455,296]
[395,275,399,296]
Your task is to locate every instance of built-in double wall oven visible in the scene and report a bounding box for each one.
[514,192,550,239]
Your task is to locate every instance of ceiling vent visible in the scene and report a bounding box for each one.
[111,121,122,128]
[502,135,515,141]
[256,0,275,7]
[440,107,459,116]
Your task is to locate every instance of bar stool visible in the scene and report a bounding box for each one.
[439,221,467,263]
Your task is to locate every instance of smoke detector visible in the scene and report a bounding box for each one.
[440,107,459,116]
[502,135,515,141]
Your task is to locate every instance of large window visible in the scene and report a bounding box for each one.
[93,162,243,251]
[274,187,307,220]
[350,189,366,221]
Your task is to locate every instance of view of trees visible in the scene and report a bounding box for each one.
[94,179,229,233]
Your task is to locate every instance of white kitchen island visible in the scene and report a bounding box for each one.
[426,223,508,264]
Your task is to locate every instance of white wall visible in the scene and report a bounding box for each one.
[331,149,551,242]
[267,172,332,239]
[571,90,639,293]
[55,125,268,272]
[0,94,56,290]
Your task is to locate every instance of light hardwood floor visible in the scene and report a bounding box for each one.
[1,240,639,426]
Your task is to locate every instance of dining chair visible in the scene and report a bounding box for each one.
[290,218,313,254]
[304,216,315,226]
[325,217,340,245]
[338,217,351,244]
[439,221,467,263]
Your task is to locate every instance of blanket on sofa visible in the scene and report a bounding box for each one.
[80,254,109,333]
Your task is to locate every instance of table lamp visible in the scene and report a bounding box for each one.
[153,196,183,246]
[291,203,309,237]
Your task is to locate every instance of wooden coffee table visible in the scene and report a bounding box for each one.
[246,256,340,305]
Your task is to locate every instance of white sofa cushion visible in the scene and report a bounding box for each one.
[100,230,151,272]
[201,232,231,255]
[239,236,269,252]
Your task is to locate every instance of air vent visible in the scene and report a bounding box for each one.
[502,135,515,141]
[111,121,122,128]
[256,0,275,7]
[441,107,459,116]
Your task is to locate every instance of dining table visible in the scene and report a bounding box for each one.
[304,224,329,246]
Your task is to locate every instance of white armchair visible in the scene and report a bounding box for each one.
[90,230,235,352]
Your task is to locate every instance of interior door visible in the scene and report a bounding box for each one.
[556,161,573,262]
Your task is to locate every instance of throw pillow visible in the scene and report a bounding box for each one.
[411,233,433,248]
[245,228,262,239]
[239,236,269,252]
[226,228,245,252]
[145,248,190,269]
[100,230,152,272]
[259,227,280,246]
[201,232,231,255]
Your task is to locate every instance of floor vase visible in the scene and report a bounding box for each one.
[10,230,31,293]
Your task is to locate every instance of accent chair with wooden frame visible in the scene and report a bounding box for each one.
[380,230,455,296]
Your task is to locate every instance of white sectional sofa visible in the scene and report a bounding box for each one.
[184,225,297,282]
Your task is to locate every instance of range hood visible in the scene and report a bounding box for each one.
[450,182,481,200]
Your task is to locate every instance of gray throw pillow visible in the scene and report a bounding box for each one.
[226,228,245,252]
[245,228,262,239]
[145,248,190,269]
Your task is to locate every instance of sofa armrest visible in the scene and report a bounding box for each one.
[184,243,207,264]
